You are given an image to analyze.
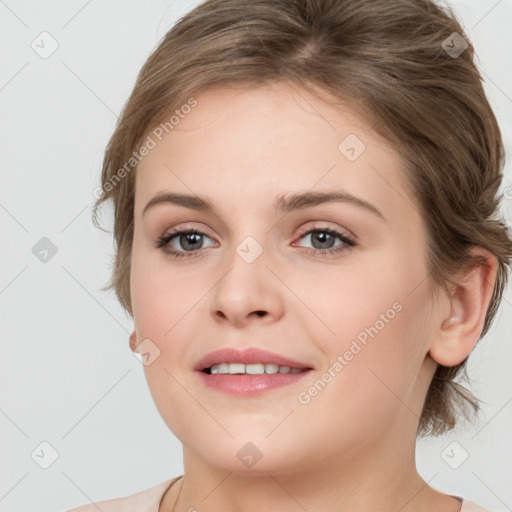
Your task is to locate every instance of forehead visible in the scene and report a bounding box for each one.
[134,81,413,224]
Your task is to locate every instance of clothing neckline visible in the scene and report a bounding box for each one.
[158,476,182,511]
[158,477,466,510]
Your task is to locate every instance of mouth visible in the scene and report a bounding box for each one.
[201,363,310,375]
[194,347,314,396]
[194,346,314,372]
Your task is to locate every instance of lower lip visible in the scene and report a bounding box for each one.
[196,370,312,396]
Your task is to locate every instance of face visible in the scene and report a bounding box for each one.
[130,81,439,475]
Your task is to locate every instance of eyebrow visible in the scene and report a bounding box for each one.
[142,190,385,220]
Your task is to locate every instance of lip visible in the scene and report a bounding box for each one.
[194,347,314,397]
[196,371,312,396]
[193,347,313,371]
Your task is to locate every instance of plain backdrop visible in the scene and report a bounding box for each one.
[1,1,511,511]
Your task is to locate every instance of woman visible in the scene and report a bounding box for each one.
[69,0,512,510]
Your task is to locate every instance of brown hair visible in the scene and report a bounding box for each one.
[92,0,512,438]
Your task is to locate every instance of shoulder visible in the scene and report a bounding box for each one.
[460,499,493,512]
[66,478,177,512]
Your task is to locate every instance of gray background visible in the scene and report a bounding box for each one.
[1,1,511,511]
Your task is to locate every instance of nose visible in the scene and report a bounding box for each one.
[209,245,285,328]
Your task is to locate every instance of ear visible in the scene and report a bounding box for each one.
[428,247,498,367]
[129,330,138,352]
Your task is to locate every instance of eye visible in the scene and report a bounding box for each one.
[292,225,356,257]
[154,224,356,260]
[154,228,217,260]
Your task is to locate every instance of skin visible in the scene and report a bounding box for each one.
[128,80,497,512]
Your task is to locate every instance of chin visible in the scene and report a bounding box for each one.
[187,435,309,475]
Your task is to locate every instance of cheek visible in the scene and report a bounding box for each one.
[293,298,429,452]
[130,238,202,338]
[308,249,431,398]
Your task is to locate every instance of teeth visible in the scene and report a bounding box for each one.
[208,363,306,375]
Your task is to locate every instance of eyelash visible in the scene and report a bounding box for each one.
[154,225,356,260]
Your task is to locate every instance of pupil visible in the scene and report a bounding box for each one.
[312,231,334,249]
[181,232,202,250]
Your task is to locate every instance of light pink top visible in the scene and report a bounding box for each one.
[66,477,492,512]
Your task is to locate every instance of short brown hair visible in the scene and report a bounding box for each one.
[92,0,512,438]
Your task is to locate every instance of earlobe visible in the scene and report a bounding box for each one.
[129,330,138,352]
[428,248,498,367]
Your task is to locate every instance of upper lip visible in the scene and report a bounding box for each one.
[194,347,313,371]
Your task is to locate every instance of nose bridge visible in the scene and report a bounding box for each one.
[209,232,283,325]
